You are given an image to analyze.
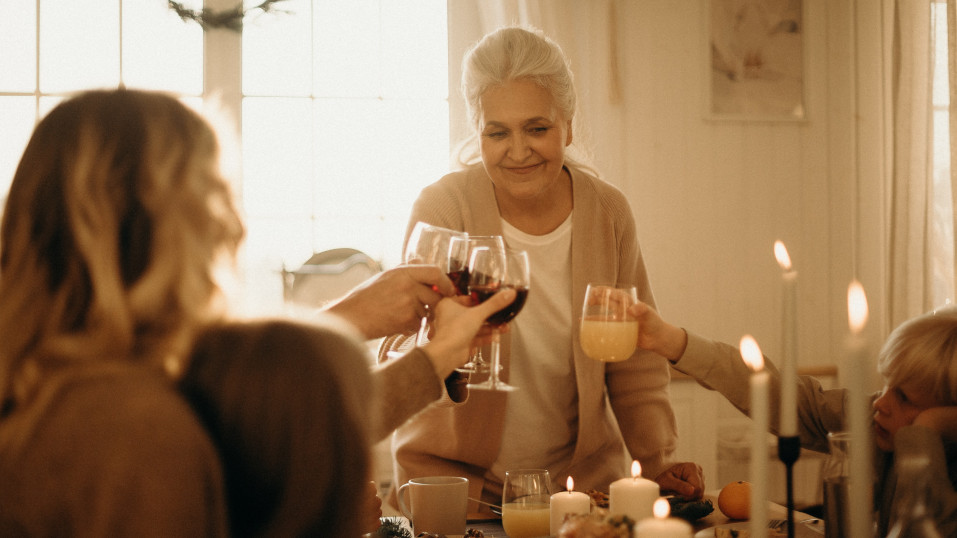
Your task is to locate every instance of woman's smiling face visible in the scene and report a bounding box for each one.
[478,78,572,205]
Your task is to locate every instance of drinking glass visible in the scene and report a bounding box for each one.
[451,235,506,374]
[467,248,530,391]
[579,283,639,362]
[404,222,468,345]
[501,469,552,538]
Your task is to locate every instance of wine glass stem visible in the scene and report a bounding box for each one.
[415,311,429,347]
[488,329,502,386]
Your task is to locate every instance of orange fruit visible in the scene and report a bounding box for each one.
[717,480,751,520]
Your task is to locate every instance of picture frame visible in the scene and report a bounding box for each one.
[706,0,806,122]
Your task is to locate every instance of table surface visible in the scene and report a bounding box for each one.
[384,495,821,537]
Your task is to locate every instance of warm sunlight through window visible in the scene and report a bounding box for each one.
[932,1,955,306]
[0,0,449,313]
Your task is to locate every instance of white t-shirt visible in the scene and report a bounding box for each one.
[489,214,578,488]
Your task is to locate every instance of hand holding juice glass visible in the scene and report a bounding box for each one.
[579,284,639,362]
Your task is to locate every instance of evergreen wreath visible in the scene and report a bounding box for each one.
[167,0,291,32]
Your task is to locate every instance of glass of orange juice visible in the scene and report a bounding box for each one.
[579,284,639,362]
[502,469,551,538]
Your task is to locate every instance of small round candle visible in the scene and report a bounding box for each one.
[608,460,659,522]
[634,498,693,537]
[549,476,590,535]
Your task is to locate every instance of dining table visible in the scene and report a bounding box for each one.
[379,492,823,537]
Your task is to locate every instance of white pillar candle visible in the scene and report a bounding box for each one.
[608,460,659,523]
[634,498,693,538]
[846,281,872,538]
[549,476,590,535]
[741,335,768,538]
[774,241,798,437]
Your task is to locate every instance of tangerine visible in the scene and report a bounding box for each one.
[717,480,751,520]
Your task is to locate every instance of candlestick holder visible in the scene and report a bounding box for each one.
[777,435,801,538]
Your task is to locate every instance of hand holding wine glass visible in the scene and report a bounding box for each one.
[467,247,530,391]
[450,235,506,373]
[404,222,468,345]
[579,283,639,362]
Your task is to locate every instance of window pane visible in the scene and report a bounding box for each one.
[122,0,203,94]
[0,3,36,92]
[40,0,119,93]
[932,108,955,305]
[381,0,447,98]
[313,97,448,266]
[243,0,312,96]
[0,98,36,200]
[242,97,314,218]
[313,0,380,97]
[933,2,949,107]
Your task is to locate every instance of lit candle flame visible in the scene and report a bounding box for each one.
[653,497,670,519]
[848,280,869,334]
[740,335,764,371]
[631,460,642,479]
[774,240,792,271]
[566,476,575,492]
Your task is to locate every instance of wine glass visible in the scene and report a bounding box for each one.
[467,248,530,391]
[404,222,468,345]
[501,469,552,538]
[451,235,506,374]
[579,283,639,362]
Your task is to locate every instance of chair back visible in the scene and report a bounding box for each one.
[281,248,382,307]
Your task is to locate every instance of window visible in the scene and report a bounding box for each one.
[0,0,450,313]
[932,1,955,306]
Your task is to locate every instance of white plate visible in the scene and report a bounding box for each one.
[694,519,824,537]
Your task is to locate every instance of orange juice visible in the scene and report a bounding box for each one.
[579,318,639,362]
[501,502,550,537]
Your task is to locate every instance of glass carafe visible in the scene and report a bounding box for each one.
[821,432,851,538]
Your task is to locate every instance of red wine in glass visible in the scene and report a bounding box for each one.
[447,268,470,296]
[469,284,529,326]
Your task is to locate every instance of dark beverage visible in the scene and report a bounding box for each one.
[823,476,849,538]
[447,269,470,295]
[470,285,529,326]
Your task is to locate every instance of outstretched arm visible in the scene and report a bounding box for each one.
[324,265,456,340]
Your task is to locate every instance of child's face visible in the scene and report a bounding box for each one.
[872,378,939,452]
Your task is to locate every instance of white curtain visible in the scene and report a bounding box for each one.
[886,0,948,328]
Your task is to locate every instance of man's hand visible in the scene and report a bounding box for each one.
[628,301,689,362]
[423,289,517,379]
[324,265,456,340]
[655,462,705,499]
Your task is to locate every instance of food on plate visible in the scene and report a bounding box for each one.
[717,480,751,520]
[584,489,610,509]
[713,525,785,537]
[669,497,715,521]
[557,512,635,538]
[582,489,714,522]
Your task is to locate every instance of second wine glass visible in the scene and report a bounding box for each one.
[404,222,468,346]
[466,247,530,391]
[451,235,506,374]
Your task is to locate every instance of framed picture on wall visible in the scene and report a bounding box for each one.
[706,0,806,121]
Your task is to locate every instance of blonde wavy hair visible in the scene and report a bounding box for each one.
[0,89,244,407]
[877,305,957,406]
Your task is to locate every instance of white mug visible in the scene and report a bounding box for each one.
[397,476,469,536]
